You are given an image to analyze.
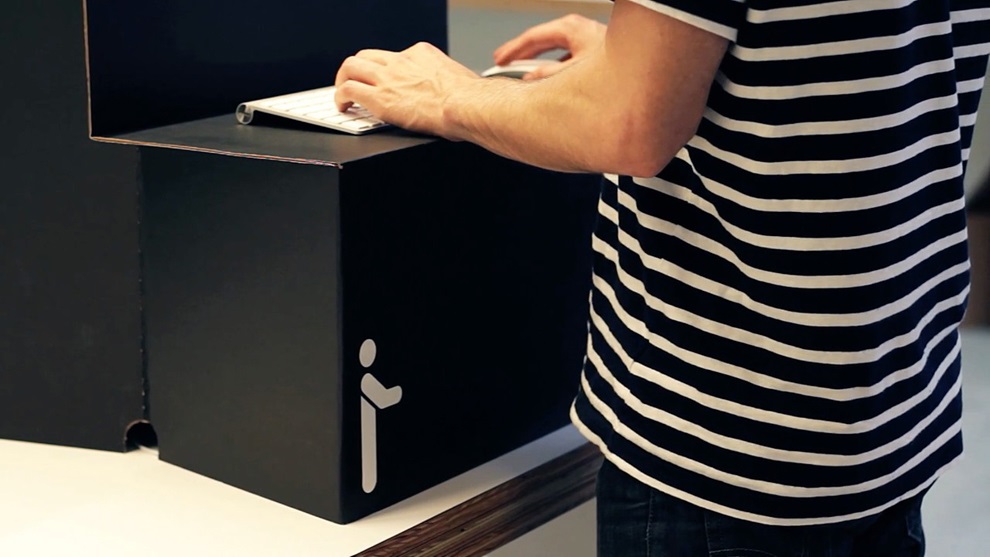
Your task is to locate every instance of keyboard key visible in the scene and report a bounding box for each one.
[303,109,341,120]
[238,86,390,135]
[340,118,377,132]
[324,114,355,124]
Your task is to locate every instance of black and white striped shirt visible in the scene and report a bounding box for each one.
[573,0,990,524]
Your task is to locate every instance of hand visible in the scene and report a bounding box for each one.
[493,14,607,80]
[334,42,479,138]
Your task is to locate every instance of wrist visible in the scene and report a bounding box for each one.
[441,76,529,143]
[440,87,464,141]
[440,77,480,142]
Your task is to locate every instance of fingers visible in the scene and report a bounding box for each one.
[334,49,396,111]
[334,80,377,113]
[494,15,607,65]
[332,42,463,124]
[523,59,570,81]
[334,48,397,86]
[493,20,571,65]
[354,48,395,64]
[334,55,382,89]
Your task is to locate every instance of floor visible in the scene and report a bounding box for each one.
[923,327,990,556]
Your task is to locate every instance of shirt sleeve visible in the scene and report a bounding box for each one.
[616,0,747,42]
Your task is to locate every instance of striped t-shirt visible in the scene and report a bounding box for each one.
[573,0,990,525]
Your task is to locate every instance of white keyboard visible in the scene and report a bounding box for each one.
[235,86,390,135]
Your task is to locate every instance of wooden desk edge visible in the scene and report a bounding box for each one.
[450,0,613,17]
[356,443,603,557]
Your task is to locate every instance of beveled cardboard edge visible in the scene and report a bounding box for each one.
[92,135,345,169]
[82,0,94,138]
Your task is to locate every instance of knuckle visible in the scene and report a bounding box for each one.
[413,41,437,53]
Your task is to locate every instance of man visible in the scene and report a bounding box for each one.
[335,0,990,554]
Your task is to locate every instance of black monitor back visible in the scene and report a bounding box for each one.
[84,0,447,136]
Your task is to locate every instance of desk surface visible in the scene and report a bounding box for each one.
[101,115,436,167]
[0,426,594,557]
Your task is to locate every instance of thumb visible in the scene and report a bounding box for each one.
[522,61,568,81]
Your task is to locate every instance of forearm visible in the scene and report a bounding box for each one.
[442,51,674,177]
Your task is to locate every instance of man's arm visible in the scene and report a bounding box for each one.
[335,0,729,178]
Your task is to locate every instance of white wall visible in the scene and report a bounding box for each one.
[967,71,990,200]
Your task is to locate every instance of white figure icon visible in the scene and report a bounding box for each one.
[359,339,403,494]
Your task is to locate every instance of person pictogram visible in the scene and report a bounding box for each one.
[358,339,402,494]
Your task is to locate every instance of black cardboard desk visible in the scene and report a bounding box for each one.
[81,0,601,525]
[105,118,600,523]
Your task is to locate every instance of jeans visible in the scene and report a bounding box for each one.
[596,460,927,557]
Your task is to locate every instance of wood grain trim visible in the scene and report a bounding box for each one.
[355,443,602,557]
[450,0,613,17]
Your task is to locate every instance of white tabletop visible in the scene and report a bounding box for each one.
[0,425,587,557]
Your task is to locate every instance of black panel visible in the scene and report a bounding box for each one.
[0,1,143,451]
[139,139,600,523]
[142,149,346,520]
[336,143,601,522]
[972,184,990,212]
[84,0,448,136]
